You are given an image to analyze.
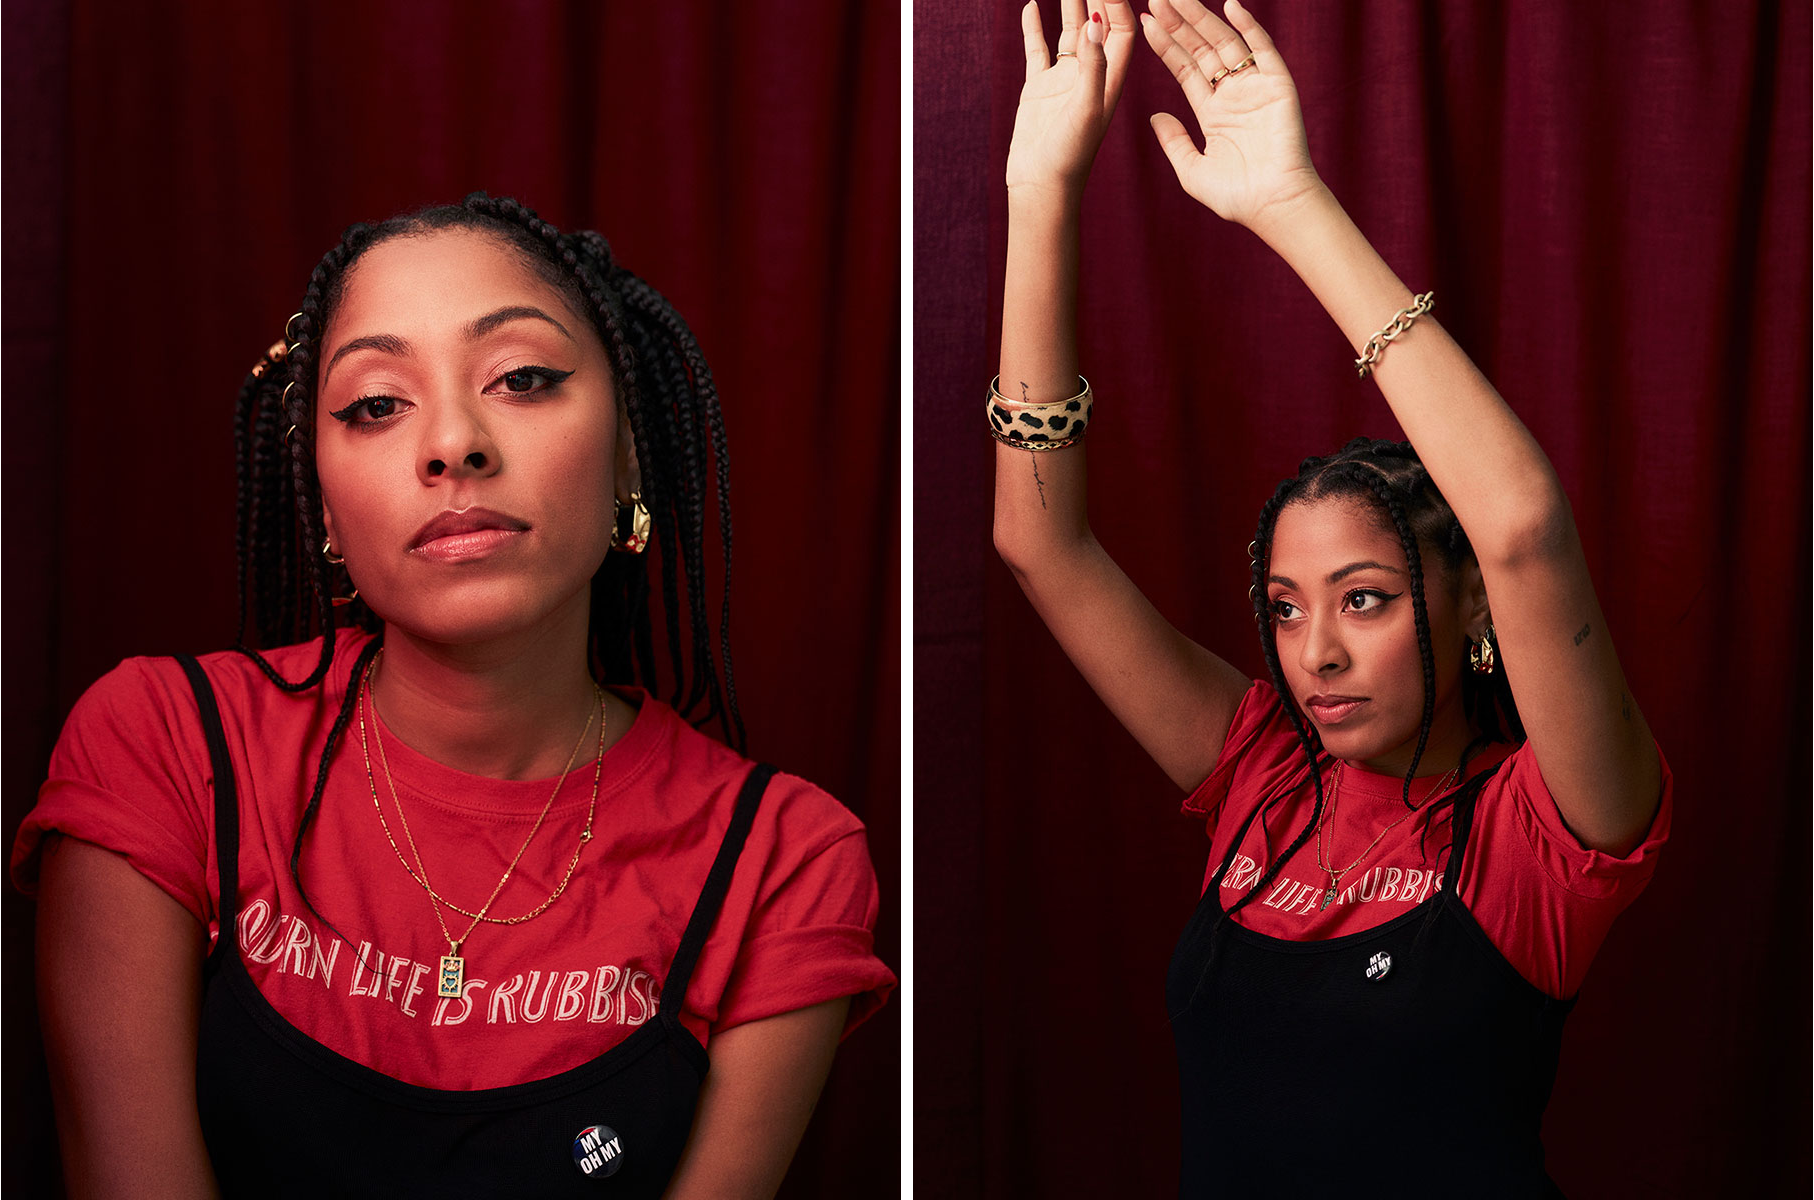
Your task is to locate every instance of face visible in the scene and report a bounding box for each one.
[313,228,637,646]
[1265,497,1485,775]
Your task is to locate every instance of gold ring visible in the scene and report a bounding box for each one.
[1055,50,1077,58]
[1212,54,1257,91]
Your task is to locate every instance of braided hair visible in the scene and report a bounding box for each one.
[231,194,742,925]
[1225,436,1523,929]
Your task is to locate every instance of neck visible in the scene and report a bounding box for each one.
[1352,704,1478,779]
[368,599,634,779]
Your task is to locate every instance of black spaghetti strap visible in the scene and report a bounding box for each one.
[1443,757,1507,888]
[661,763,776,1016]
[175,655,241,944]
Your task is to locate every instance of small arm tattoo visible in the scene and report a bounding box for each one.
[1621,691,1632,723]
[1021,382,1047,508]
[1573,623,1592,646]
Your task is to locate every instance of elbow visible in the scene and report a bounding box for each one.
[1471,485,1576,569]
[993,517,1046,589]
[992,492,1051,577]
[993,508,1092,591]
[993,514,1031,577]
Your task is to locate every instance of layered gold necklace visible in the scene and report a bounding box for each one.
[1313,760,1460,912]
[356,649,607,997]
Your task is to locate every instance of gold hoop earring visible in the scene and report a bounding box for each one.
[323,538,356,606]
[611,492,652,554]
[1469,624,1497,676]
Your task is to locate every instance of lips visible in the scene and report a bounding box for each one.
[1304,694,1368,725]
[409,507,530,561]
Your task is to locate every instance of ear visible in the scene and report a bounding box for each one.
[614,407,642,501]
[321,497,340,556]
[1456,558,1492,639]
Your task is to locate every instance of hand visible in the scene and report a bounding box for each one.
[1141,0,1325,231]
[1004,0,1140,203]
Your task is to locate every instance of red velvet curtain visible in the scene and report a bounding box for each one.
[915,1,1809,1196]
[2,1,898,1194]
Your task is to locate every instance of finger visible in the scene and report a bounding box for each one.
[1100,0,1138,31]
[1021,1,1050,83]
[1150,0,1226,78]
[1141,10,1216,123]
[1223,0,1289,78]
[1148,112,1203,186]
[1169,0,1253,71]
[1056,0,1085,55]
[1098,0,1140,102]
[1077,4,1109,98]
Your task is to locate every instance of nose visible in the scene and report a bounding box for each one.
[417,398,501,485]
[1298,608,1348,677]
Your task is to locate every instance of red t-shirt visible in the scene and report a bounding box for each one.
[13,633,894,1090]
[1184,681,1671,999]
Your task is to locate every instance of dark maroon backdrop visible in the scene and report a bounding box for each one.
[3,2,898,1196]
[916,1,1809,1196]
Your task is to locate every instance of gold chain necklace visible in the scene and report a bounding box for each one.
[356,649,607,997]
[1313,760,1460,911]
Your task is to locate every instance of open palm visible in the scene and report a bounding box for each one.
[1142,0,1323,228]
[1005,0,1140,198]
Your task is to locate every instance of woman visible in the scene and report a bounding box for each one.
[993,1,1669,1191]
[15,196,893,1198]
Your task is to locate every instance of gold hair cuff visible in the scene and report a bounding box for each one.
[986,375,1092,451]
[1355,292,1434,378]
[249,338,289,379]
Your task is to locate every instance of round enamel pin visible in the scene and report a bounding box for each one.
[573,1125,625,1179]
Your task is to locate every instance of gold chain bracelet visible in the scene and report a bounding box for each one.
[1355,291,1435,378]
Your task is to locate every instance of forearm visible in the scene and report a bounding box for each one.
[1254,187,1571,562]
[994,188,1091,566]
[1002,186,1084,399]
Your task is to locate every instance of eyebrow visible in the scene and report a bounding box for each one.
[1268,561,1406,589]
[464,305,573,343]
[322,305,575,386]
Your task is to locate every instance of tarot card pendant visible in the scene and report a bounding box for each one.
[439,953,465,998]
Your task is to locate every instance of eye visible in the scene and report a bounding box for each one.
[1343,588,1399,613]
[488,365,574,396]
[1270,597,1301,621]
[328,394,407,426]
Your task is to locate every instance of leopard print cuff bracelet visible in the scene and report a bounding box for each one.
[986,375,1092,451]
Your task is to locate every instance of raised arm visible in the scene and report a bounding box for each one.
[995,0,1250,791]
[37,835,220,1199]
[1143,0,1662,851]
